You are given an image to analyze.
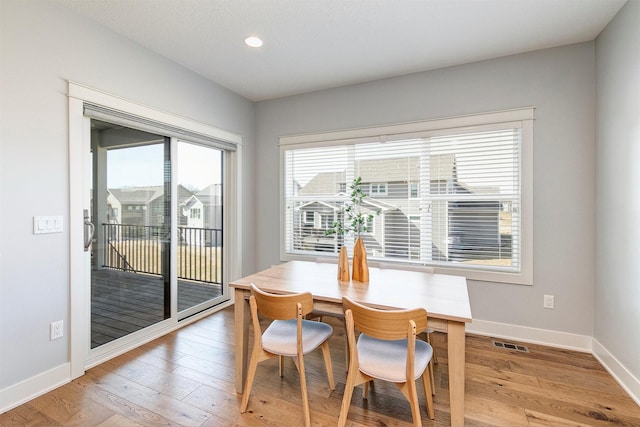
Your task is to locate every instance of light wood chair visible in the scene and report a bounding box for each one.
[338,296,435,427]
[240,283,335,427]
[377,262,439,393]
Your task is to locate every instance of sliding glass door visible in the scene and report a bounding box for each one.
[177,141,226,318]
[88,121,227,350]
[90,121,171,348]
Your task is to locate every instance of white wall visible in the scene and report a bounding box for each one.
[256,43,596,337]
[0,0,255,392]
[595,0,640,396]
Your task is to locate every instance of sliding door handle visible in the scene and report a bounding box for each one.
[84,209,95,251]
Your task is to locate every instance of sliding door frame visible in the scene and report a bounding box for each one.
[68,81,243,378]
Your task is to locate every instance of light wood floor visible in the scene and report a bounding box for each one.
[2,307,639,426]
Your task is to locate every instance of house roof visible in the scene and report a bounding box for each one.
[109,186,164,204]
[110,185,196,205]
[299,171,345,196]
[298,154,457,195]
[196,184,222,205]
[180,195,202,211]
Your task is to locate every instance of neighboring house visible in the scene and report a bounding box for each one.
[106,191,121,224]
[107,184,222,246]
[108,186,164,228]
[195,184,223,231]
[180,195,204,229]
[294,154,506,261]
[178,184,223,246]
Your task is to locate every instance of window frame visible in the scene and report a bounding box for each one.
[279,108,534,285]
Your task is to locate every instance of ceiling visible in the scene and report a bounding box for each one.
[55,0,626,102]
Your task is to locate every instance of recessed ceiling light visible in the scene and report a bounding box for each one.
[244,36,263,48]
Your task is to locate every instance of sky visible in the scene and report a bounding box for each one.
[107,141,222,191]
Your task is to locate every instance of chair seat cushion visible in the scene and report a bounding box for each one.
[357,334,433,383]
[262,319,333,356]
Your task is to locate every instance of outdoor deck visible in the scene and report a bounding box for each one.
[91,269,223,348]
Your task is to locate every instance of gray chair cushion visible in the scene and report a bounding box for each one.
[357,334,433,382]
[262,319,333,356]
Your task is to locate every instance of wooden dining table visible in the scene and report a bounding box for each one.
[230,260,472,427]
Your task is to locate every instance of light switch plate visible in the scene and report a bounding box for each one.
[543,294,554,309]
[33,216,63,234]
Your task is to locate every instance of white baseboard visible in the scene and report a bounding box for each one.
[466,319,593,352]
[0,363,70,413]
[593,338,640,406]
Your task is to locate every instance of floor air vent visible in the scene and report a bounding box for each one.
[492,341,529,353]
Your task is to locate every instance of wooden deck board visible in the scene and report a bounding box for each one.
[91,269,222,348]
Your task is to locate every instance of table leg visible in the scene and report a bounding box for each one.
[448,321,466,427]
[234,288,249,393]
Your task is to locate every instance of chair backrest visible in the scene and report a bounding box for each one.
[250,283,314,320]
[342,296,428,340]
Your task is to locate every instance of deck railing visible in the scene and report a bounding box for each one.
[103,223,222,284]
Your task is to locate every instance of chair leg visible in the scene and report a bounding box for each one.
[342,318,349,372]
[426,331,437,394]
[240,348,260,413]
[320,341,335,390]
[297,353,311,427]
[279,354,284,377]
[422,371,435,420]
[338,367,357,427]
[426,332,438,364]
[406,379,422,427]
[428,358,436,394]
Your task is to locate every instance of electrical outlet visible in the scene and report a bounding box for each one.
[543,294,554,309]
[50,320,64,340]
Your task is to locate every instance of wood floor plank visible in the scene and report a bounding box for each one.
[83,367,212,427]
[25,384,115,426]
[524,408,593,427]
[99,357,203,401]
[0,403,62,427]
[465,376,638,426]
[536,377,640,420]
[462,390,529,426]
[72,375,180,427]
[95,413,146,427]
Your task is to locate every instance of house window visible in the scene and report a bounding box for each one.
[303,211,314,224]
[409,182,419,198]
[280,108,533,285]
[369,183,387,196]
[190,208,201,219]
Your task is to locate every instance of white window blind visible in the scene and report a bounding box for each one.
[280,109,533,282]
